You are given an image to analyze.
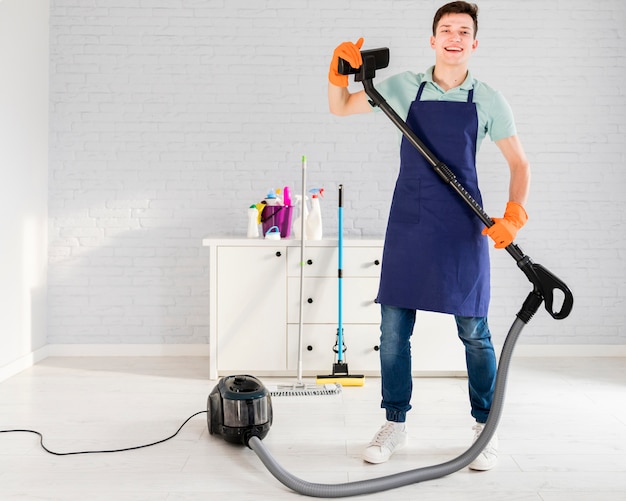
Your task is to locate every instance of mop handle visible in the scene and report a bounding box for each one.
[337,184,344,362]
[348,54,573,321]
[297,155,307,383]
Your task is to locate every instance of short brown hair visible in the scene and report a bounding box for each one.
[432,1,479,38]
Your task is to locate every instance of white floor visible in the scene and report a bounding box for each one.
[1,356,625,500]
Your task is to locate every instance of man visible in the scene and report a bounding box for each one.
[327,1,530,471]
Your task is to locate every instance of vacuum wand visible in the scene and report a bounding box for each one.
[342,50,573,323]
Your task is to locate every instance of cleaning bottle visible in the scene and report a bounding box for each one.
[292,194,308,240]
[306,188,324,241]
[283,186,292,207]
[247,205,259,238]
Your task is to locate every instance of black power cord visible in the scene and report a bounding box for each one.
[0,410,207,456]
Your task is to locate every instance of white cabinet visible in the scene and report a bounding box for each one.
[203,238,466,380]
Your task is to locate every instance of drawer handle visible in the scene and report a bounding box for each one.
[374,345,380,351]
[307,298,314,304]
[374,259,380,265]
[275,251,282,257]
[307,345,313,351]
[307,259,313,265]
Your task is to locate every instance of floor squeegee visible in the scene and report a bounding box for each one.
[316,184,365,386]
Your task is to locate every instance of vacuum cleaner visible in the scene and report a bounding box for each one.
[207,374,272,445]
[207,48,574,498]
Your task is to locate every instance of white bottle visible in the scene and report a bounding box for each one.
[247,206,259,238]
[292,195,308,240]
[306,194,323,240]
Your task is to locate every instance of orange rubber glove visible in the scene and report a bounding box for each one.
[328,38,364,87]
[482,201,528,249]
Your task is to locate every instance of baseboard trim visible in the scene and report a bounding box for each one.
[43,344,626,358]
[0,345,50,382]
[2,344,625,383]
[45,344,211,357]
[1,344,210,382]
[40,344,626,358]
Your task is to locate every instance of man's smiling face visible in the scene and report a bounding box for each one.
[430,13,478,67]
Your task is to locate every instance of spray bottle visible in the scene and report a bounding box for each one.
[292,194,308,240]
[306,188,324,241]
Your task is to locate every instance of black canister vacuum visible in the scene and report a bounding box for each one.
[207,49,574,498]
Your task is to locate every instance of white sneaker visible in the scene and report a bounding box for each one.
[362,421,408,464]
[469,422,498,471]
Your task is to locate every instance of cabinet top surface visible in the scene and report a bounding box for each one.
[202,237,383,247]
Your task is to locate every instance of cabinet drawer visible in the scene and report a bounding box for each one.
[287,312,466,375]
[287,246,337,277]
[287,323,381,374]
[287,277,380,324]
[287,246,383,278]
[342,247,383,277]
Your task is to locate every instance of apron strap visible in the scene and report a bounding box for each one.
[467,88,474,103]
[416,81,427,101]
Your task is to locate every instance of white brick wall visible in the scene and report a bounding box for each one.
[48,0,626,346]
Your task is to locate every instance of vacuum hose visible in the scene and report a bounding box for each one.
[248,317,525,498]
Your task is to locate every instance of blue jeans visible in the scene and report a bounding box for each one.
[379,304,496,423]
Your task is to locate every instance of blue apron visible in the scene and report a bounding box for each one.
[376,82,490,317]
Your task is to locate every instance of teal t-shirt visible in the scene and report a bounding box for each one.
[371,66,517,150]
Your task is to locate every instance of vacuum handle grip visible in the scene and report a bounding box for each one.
[531,263,574,320]
[517,258,574,320]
